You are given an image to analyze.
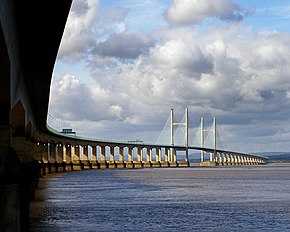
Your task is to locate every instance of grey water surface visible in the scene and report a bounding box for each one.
[30,164,290,231]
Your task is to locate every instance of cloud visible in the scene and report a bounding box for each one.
[48,74,129,122]
[166,0,252,25]
[51,24,290,148]
[58,0,99,60]
[49,1,290,152]
[93,31,153,59]
[150,39,213,74]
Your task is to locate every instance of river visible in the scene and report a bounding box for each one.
[30,163,290,231]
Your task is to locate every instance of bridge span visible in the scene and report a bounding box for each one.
[29,121,267,175]
[32,109,266,174]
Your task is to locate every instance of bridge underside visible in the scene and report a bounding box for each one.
[0,1,72,231]
[0,0,72,148]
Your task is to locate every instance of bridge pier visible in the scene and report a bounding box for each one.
[226,153,231,165]
[125,161,134,168]
[64,145,73,171]
[151,161,161,168]
[200,161,218,166]
[91,146,97,163]
[71,145,83,170]
[151,148,161,167]
[142,148,151,168]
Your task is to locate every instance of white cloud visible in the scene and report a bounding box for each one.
[166,0,252,25]
[58,0,99,60]
[94,30,152,59]
[49,0,290,152]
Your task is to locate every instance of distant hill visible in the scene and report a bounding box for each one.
[254,152,290,162]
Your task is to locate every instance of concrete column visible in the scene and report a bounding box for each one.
[136,148,141,161]
[49,143,56,163]
[237,156,241,165]
[100,146,106,161]
[140,148,145,162]
[91,146,97,162]
[170,148,176,162]
[225,153,230,165]
[166,148,170,162]
[168,148,172,161]
[240,156,243,165]
[225,154,229,164]
[200,151,204,162]
[219,153,223,164]
[231,154,235,164]
[70,145,74,161]
[65,145,72,163]
[210,152,213,162]
[250,158,254,164]
[164,148,169,162]
[128,147,133,162]
[82,145,88,161]
[62,145,67,162]
[222,153,227,165]
[57,144,63,163]
[109,146,114,162]
[119,147,124,162]
[126,147,134,168]
[232,154,236,165]
[210,153,219,163]
[234,155,238,165]
[55,145,58,162]
[173,149,176,162]
[146,149,151,162]
[156,148,161,162]
[41,144,49,162]
[73,145,80,161]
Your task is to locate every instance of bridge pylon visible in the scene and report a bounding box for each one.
[170,108,189,162]
[200,116,217,162]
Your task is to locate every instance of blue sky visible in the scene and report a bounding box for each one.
[237,0,290,32]
[48,0,290,153]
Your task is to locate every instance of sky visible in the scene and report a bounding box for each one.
[48,0,290,153]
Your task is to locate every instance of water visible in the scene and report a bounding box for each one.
[30,164,290,231]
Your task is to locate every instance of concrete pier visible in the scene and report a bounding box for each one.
[200,161,218,167]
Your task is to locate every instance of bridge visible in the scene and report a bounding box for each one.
[0,1,266,231]
[0,0,266,171]
[38,108,266,173]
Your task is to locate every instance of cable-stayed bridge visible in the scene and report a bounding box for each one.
[0,3,269,230]
[42,109,267,171]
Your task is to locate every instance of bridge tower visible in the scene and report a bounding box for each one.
[170,108,189,162]
[200,116,217,163]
